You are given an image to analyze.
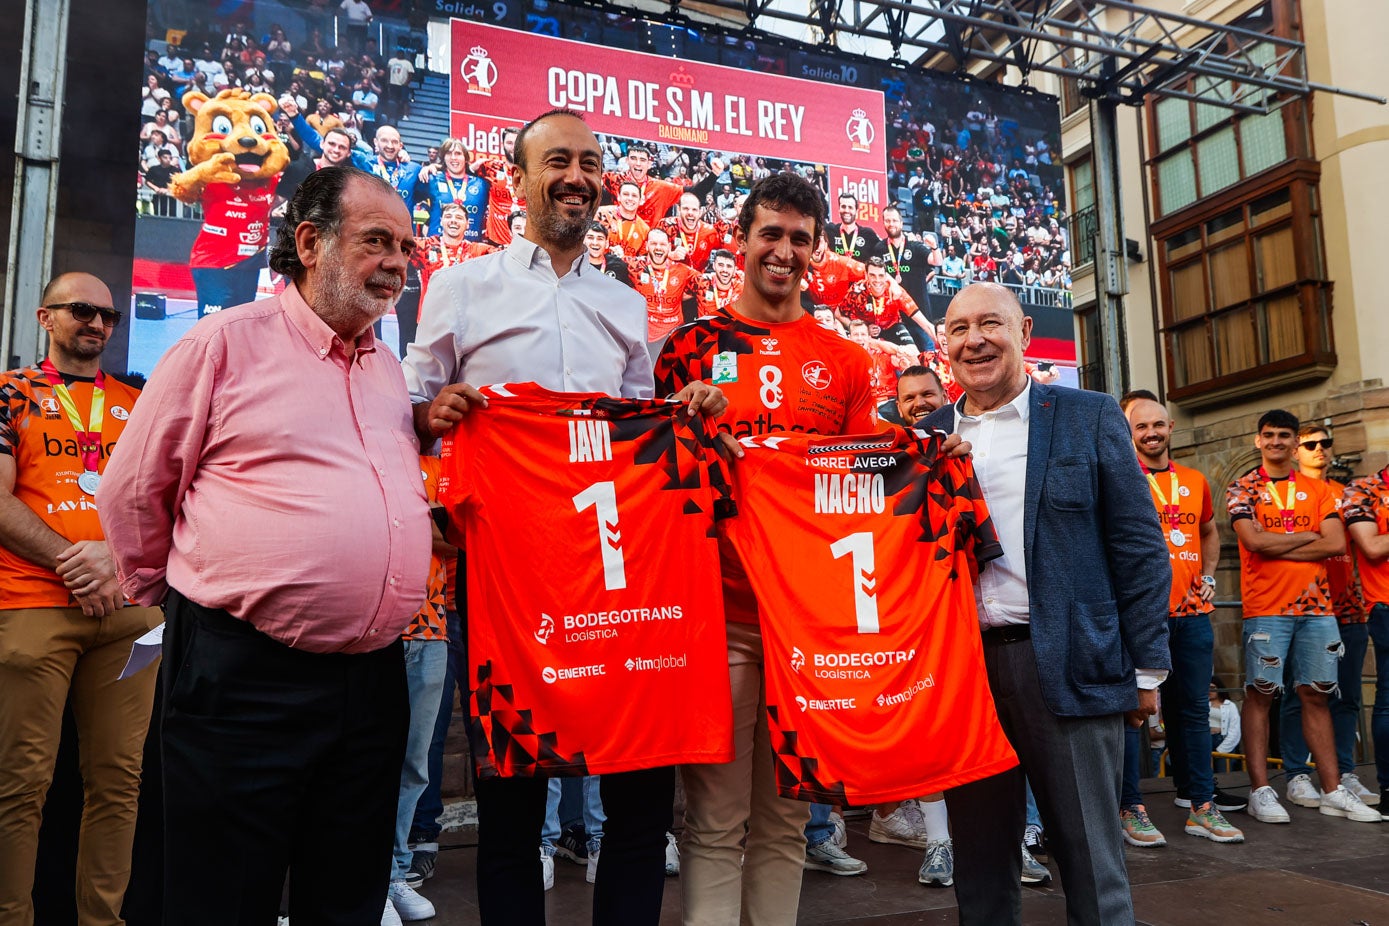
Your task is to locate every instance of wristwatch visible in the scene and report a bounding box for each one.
[1200,575,1216,587]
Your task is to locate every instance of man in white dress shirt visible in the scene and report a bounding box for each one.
[403,107,724,926]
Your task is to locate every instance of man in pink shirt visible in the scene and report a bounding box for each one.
[98,166,433,926]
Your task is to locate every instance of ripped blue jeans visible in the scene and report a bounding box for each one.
[1242,615,1342,695]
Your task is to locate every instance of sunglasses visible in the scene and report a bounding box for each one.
[1299,438,1334,451]
[45,302,123,328]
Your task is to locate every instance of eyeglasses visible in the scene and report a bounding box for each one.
[45,302,123,328]
[1299,438,1334,451]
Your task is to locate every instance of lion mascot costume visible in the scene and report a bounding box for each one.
[170,89,290,316]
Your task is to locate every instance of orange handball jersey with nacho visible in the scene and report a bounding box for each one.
[1227,470,1338,618]
[1142,461,1215,617]
[439,383,734,778]
[0,368,142,608]
[726,427,1016,804]
[654,308,877,625]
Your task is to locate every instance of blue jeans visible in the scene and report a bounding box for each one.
[1369,604,1389,791]
[1121,727,1144,808]
[392,640,448,881]
[542,776,605,853]
[1024,778,1041,830]
[805,803,834,848]
[1243,615,1342,692]
[1161,614,1215,808]
[1280,620,1367,778]
[411,610,463,843]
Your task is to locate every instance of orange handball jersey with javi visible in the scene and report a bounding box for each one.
[0,368,142,607]
[1142,461,1215,617]
[1343,469,1389,608]
[439,383,734,778]
[1227,469,1338,618]
[726,427,1016,804]
[654,308,877,624]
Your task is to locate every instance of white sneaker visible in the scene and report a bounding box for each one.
[586,846,600,884]
[1320,785,1382,823]
[387,880,435,921]
[381,897,402,926]
[1286,773,1322,808]
[829,811,848,848]
[541,849,555,891]
[1341,772,1380,806]
[1248,785,1292,823]
[805,839,868,876]
[664,832,680,876]
[868,800,930,848]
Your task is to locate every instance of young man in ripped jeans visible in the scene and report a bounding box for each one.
[1226,410,1377,825]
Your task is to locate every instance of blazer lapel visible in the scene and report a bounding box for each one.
[1024,382,1055,565]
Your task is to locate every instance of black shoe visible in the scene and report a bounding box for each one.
[1381,790,1389,820]
[1213,789,1247,813]
[1023,823,1047,864]
[555,824,588,865]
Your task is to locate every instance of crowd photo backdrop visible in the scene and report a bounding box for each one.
[125,0,1074,385]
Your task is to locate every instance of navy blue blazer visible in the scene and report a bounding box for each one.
[923,382,1172,717]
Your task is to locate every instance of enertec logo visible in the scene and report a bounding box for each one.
[541,663,607,684]
[461,45,498,96]
[795,695,809,712]
[845,108,874,153]
[801,361,832,390]
[534,613,555,645]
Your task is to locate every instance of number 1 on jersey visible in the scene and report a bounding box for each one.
[574,481,627,591]
[829,531,880,633]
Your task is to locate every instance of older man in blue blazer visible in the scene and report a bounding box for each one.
[922,283,1171,926]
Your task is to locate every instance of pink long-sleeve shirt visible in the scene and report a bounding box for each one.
[97,283,431,653]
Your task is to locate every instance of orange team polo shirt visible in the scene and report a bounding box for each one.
[1321,476,1367,622]
[654,307,877,624]
[0,367,142,608]
[402,455,448,642]
[1226,469,1338,618]
[1339,472,1389,612]
[1143,460,1214,617]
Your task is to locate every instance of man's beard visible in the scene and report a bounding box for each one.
[532,186,594,252]
[313,236,401,336]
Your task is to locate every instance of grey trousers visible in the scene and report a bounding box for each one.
[945,634,1134,926]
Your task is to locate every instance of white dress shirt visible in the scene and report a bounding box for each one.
[955,380,1032,629]
[404,235,654,402]
[956,380,1166,688]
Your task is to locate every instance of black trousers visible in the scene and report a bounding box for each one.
[161,591,407,926]
[475,766,674,925]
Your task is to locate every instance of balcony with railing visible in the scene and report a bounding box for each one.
[1070,203,1098,268]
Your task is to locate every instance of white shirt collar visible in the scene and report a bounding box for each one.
[507,235,589,278]
[956,377,1032,424]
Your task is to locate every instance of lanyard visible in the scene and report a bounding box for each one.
[1260,467,1297,533]
[884,239,905,276]
[650,263,670,297]
[711,281,735,311]
[39,359,105,477]
[838,227,856,255]
[1140,463,1180,529]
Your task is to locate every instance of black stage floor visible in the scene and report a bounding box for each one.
[411,766,1389,925]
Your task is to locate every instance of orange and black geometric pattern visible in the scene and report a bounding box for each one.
[441,383,735,779]
[1227,469,1338,619]
[727,426,1017,804]
[1342,469,1389,608]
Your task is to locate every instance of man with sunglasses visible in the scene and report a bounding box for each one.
[1226,410,1376,824]
[0,273,161,924]
[1278,426,1378,810]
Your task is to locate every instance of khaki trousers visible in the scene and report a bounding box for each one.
[680,621,810,926]
[0,606,161,926]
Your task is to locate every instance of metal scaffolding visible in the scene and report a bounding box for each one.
[680,0,1386,395]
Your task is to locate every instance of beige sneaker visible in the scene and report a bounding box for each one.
[1185,803,1245,843]
[1119,805,1166,847]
